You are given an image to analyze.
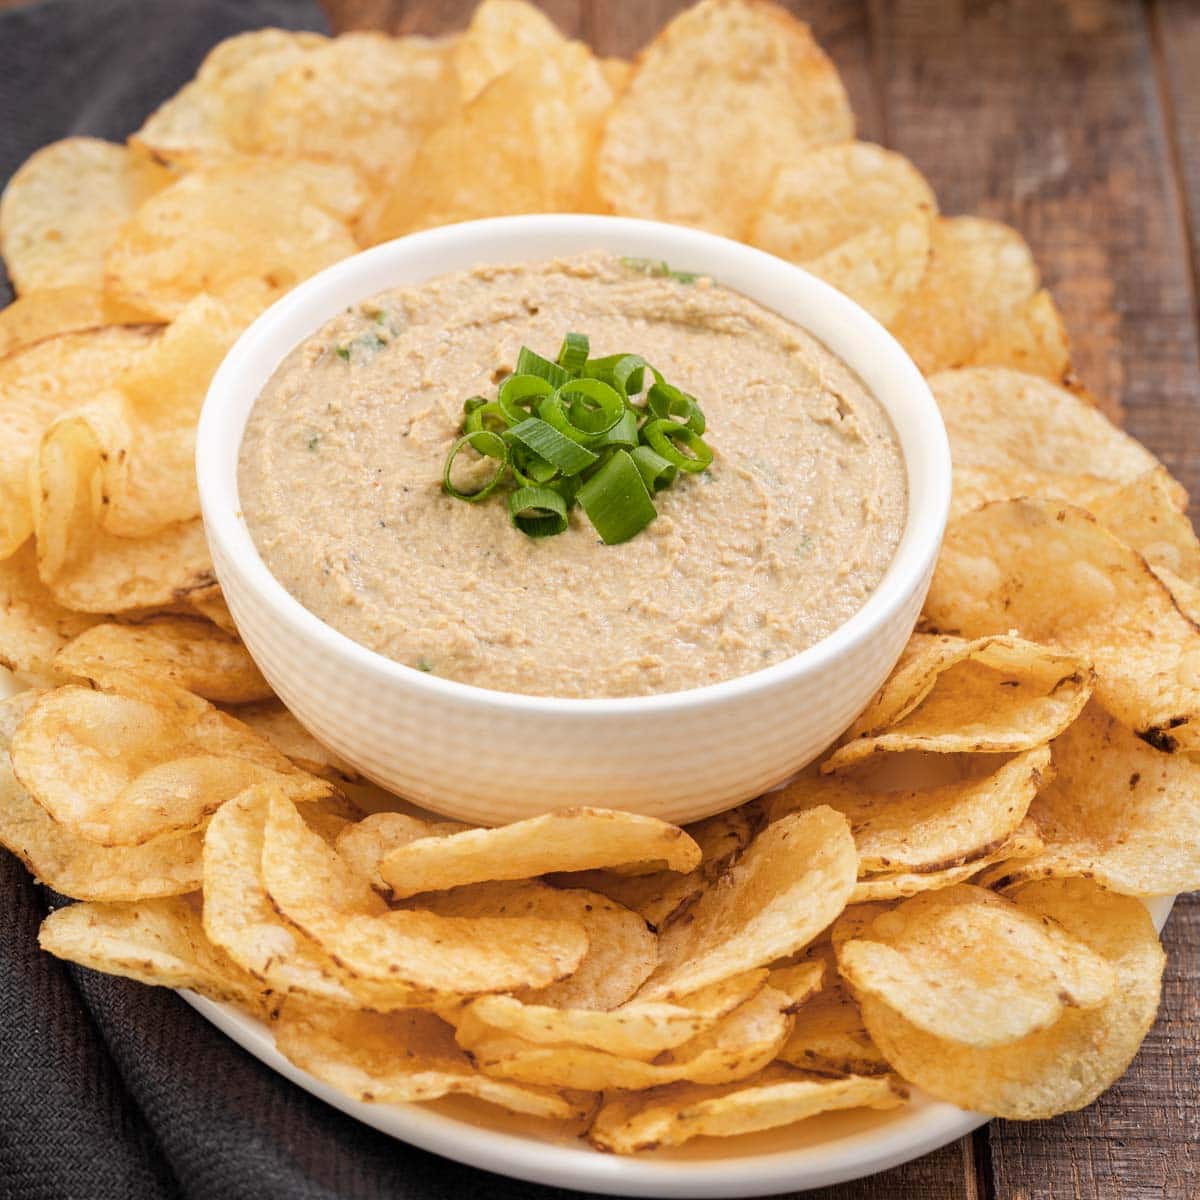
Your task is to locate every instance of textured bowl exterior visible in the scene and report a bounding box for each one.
[198,215,950,826]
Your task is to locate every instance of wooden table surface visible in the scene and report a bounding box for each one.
[316,4,1200,1197]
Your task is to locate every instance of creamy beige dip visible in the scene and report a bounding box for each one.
[239,253,906,698]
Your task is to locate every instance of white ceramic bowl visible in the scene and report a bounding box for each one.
[197,215,950,826]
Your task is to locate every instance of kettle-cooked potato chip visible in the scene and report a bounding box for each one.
[750,141,935,264]
[0,288,160,360]
[379,807,701,899]
[836,885,1115,1047]
[229,701,361,781]
[638,807,856,1001]
[334,811,472,890]
[595,0,852,238]
[976,701,1200,896]
[261,790,589,995]
[39,894,274,1018]
[771,748,1049,877]
[854,879,1164,1118]
[452,0,567,100]
[888,218,1038,374]
[966,290,1071,383]
[925,498,1200,753]
[10,676,315,845]
[822,633,1092,768]
[588,1065,905,1153]
[0,138,171,293]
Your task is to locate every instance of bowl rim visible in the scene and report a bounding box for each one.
[197,213,951,715]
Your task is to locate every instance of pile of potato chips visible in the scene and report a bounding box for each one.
[1,0,1196,1158]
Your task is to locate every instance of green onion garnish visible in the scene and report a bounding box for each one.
[439,332,715,541]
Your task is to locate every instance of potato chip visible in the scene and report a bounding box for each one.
[262,790,588,995]
[750,141,935,264]
[766,960,826,1010]
[594,0,852,238]
[976,702,1200,895]
[948,464,1114,521]
[0,288,160,360]
[638,807,856,1001]
[228,701,360,781]
[888,218,1039,374]
[379,808,701,900]
[275,999,592,1119]
[131,29,328,166]
[10,676,314,845]
[204,786,434,1010]
[777,946,888,1075]
[925,498,1200,752]
[183,586,237,634]
[456,971,766,1061]
[0,750,202,900]
[0,542,99,677]
[931,366,1157,482]
[334,812,471,890]
[836,885,1115,1047]
[452,0,567,100]
[105,159,366,319]
[772,749,1048,878]
[556,805,758,931]
[802,209,934,326]
[966,289,1071,382]
[409,881,657,1011]
[0,138,171,293]
[588,1065,904,1154]
[53,617,270,704]
[39,894,273,1018]
[362,41,611,241]
[252,33,458,184]
[856,879,1164,1117]
[464,984,793,1091]
[849,818,1044,903]
[822,634,1092,768]
[0,325,156,559]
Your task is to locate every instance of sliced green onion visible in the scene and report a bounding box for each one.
[593,409,639,450]
[648,374,706,434]
[583,353,646,399]
[557,331,590,373]
[541,378,625,442]
[497,373,554,425]
[642,418,714,473]
[464,399,507,434]
[630,444,678,493]
[577,449,658,544]
[509,486,569,537]
[443,430,509,501]
[506,418,599,475]
[516,345,570,388]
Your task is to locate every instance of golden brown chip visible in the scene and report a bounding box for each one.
[361,41,611,241]
[0,749,202,900]
[966,289,1071,382]
[0,138,171,293]
[836,885,1115,1047]
[463,984,793,1091]
[925,498,1200,753]
[588,1065,904,1154]
[771,749,1048,878]
[105,159,366,319]
[0,325,156,559]
[230,701,360,781]
[379,807,700,900]
[53,617,270,704]
[39,894,273,1018]
[823,633,1092,768]
[948,464,1114,521]
[275,999,593,1118]
[976,702,1200,895]
[638,807,856,1001]
[10,676,314,845]
[334,811,472,890]
[456,970,766,1061]
[595,0,852,238]
[452,0,567,100]
[856,879,1164,1118]
[0,288,161,360]
[802,208,934,326]
[887,218,1039,374]
[252,33,457,183]
[0,542,99,677]
[261,790,589,996]
[931,366,1157,482]
[131,29,328,166]
[750,141,935,264]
